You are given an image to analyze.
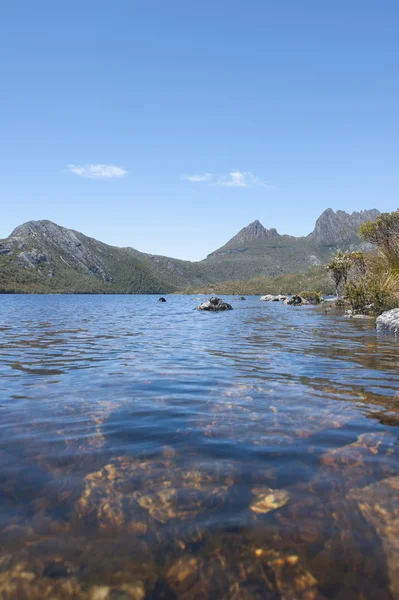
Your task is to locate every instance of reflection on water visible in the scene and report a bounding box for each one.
[0,294,399,599]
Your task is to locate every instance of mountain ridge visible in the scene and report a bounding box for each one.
[0,208,380,293]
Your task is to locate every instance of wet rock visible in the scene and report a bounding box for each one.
[196,297,233,311]
[165,532,325,599]
[250,486,290,514]
[320,432,397,491]
[74,457,233,531]
[284,295,309,306]
[238,296,246,300]
[260,294,287,302]
[367,409,399,427]
[0,535,156,600]
[91,583,145,600]
[0,559,84,599]
[157,297,166,302]
[43,560,80,579]
[349,476,399,599]
[345,313,374,319]
[376,308,399,335]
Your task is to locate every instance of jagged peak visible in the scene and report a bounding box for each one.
[308,208,380,244]
[234,220,280,241]
[320,208,335,217]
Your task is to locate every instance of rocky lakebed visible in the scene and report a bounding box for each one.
[0,294,398,599]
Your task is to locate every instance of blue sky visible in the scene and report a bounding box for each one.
[1,1,398,260]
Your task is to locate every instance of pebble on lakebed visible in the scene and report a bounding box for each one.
[250,486,290,514]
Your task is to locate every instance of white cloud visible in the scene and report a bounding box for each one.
[68,164,127,179]
[181,170,269,188]
[181,173,213,183]
[216,170,263,187]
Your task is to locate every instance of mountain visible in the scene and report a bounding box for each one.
[217,220,281,250]
[200,208,380,282]
[307,208,380,244]
[0,209,380,293]
[0,220,178,294]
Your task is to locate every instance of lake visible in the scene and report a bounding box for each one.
[0,294,398,599]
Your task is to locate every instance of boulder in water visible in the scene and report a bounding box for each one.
[196,297,233,311]
[260,294,286,302]
[238,296,246,301]
[284,295,309,306]
[158,297,166,302]
[376,308,399,335]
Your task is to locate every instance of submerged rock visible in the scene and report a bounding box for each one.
[376,308,399,335]
[165,532,325,599]
[0,536,155,599]
[196,297,233,311]
[157,297,166,302]
[320,432,397,491]
[260,294,286,302]
[238,296,246,300]
[74,457,233,531]
[349,476,399,599]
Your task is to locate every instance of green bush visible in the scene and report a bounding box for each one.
[344,273,399,315]
[360,209,399,268]
[299,290,322,304]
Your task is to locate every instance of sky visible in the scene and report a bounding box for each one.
[1,1,398,261]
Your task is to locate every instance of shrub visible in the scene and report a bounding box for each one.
[344,270,399,315]
[299,290,322,304]
[360,209,399,268]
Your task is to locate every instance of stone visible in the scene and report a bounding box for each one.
[196,297,233,311]
[376,308,399,335]
[250,487,290,514]
[238,296,246,300]
[165,532,325,599]
[349,476,399,599]
[320,432,397,491]
[260,294,286,302]
[284,295,309,306]
[74,457,233,530]
[157,297,166,302]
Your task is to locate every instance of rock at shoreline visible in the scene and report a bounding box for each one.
[376,308,399,335]
[260,294,286,302]
[158,297,166,302]
[284,295,309,306]
[196,297,233,311]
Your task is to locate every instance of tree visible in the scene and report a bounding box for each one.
[327,250,355,297]
[327,251,365,297]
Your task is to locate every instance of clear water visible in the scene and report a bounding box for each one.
[0,295,398,599]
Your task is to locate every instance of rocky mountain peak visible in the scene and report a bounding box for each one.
[11,220,68,240]
[228,220,281,245]
[308,208,380,245]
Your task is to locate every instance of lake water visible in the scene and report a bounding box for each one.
[0,294,398,599]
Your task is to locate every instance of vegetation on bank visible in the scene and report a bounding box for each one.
[0,252,176,295]
[298,290,323,304]
[328,209,399,315]
[176,266,335,296]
